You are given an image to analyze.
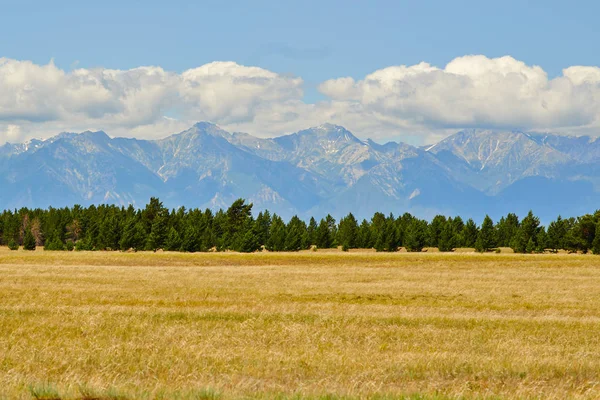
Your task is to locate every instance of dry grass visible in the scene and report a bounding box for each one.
[1,248,600,399]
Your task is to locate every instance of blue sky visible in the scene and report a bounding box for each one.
[2,0,600,144]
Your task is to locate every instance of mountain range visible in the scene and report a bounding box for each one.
[1,122,599,222]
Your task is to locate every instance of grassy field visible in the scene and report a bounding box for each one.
[1,248,600,399]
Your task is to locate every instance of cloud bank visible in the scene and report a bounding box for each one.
[1,55,600,144]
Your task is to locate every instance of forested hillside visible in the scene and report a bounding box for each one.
[1,197,599,254]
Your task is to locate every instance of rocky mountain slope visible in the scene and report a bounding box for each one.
[1,123,599,221]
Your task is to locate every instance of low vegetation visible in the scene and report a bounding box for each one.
[1,250,600,399]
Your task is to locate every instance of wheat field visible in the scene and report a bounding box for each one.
[1,248,599,399]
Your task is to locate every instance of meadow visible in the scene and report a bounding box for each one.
[1,248,599,399]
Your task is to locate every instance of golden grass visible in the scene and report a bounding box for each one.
[1,248,600,399]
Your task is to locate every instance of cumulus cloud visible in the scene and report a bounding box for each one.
[180,61,303,123]
[0,58,304,143]
[2,55,600,145]
[319,55,600,134]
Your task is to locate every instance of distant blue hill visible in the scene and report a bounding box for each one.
[1,123,599,222]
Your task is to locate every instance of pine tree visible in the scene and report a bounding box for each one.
[357,219,372,249]
[547,216,567,253]
[237,224,261,253]
[120,217,146,251]
[404,220,426,252]
[23,229,36,251]
[526,237,536,254]
[511,211,540,253]
[266,215,286,251]
[383,216,400,252]
[462,219,479,248]
[428,215,446,248]
[535,227,548,253]
[181,224,201,253]
[254,211,271,247]
[315,218,333,249]
[510,229,527,253]
[223,199,253,249]
[44,230,65,251]
[146,210,168,251]
[285,216,307,251]
[451,216,465,248]
[475,215,496,252]
[592,221,600,255]
[338,213,359,251]
[7,239,18,251]
[164,227,182,251]
[496,213,519,247]
[438,220,455,252]
[306,217,318,247]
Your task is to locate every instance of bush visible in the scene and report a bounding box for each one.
[23,230,36,251]
[44,234,65,251]
[7,239,18,251]
[75,238,93,251]
[65,240,75,251]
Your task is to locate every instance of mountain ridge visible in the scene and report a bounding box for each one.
[1,123,599,221]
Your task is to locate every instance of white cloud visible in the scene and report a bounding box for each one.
[2,55,600,145]
[0,58,304,143]
[180,61,304,124]
[0,124,22,143]
[319,55,600,136]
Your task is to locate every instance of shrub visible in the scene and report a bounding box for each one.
[8,239,18,251]
[23,230,36,251]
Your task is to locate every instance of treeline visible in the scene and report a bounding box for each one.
[1,197,600,254]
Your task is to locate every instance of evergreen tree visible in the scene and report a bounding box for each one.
[428,215,446,248]
[164,227,182,251]
[237,224,261,253]
[266,215,287,251]
[181,224,201,253]
[254,210,271,247]
[462,219,479,248]
[326,214,337,246]
[338,213,359,251]
[592,221,600,255]
[404,219,427,252]
[574,214,597,253]
[307,217,318,247]
[438,220,455,252]
[383,215,400,252]
[373,213,399,252]
[525,237,536,254]
[23,229,36,251]
[496,213,519,247]
[224,199,253,248]
[285,216,307,251]
[511,211,540,253]
[475,215,496,252]
[120,218,146,252]
[510,229,527,253]
[451,216,465,248]
[357,219,372,249]
[97,214,120,250]
[536,227,548,253]
[547,216,567,253]
[7,239,18,251]
[44,230,65,251]
[146,209,169,251]
[315,217,334,249]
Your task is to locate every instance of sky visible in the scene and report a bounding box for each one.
[1,0,600,145]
